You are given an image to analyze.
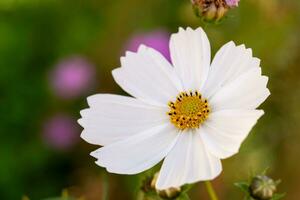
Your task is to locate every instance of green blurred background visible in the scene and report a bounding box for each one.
[0,0,300,199]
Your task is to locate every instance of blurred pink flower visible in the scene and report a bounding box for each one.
[49,56,96,99]
[125,30,171,61]
[42,114,79,150]
[225,0,240,7]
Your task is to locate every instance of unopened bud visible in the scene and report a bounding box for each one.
[250,175,277,200]
[192,0,229,22]
[150,173,181,199]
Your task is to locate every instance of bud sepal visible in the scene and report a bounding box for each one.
[235,172,285,200]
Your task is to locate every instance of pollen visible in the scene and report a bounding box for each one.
[167,91,210,130]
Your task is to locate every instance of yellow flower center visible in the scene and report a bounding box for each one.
[168,91,210,130]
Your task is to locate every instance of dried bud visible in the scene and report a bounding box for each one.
[191,0,240,22]
[192,0,228,22]
[150,173,181,199]
[250,175,277,200]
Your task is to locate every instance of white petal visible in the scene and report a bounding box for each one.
[209,67,270,111]
[170,27,211,91]
[79,94,168,146]
[200,109,264,159]
[91,123,179,175]
[156,130,222,189]
[202,42,261,98]
[112,45,183,106]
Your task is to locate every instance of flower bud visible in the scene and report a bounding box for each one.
[250,175,277,200]
[150,173,181,199]
[192,0,229,22]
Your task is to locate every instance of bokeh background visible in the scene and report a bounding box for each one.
[1,0,300,199]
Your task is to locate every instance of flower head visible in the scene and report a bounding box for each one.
[125,30,171,61]
[79,27,270,189]
[49,56,96,99]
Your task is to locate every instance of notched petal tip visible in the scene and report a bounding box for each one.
[86,95,96,106]
[257,109,265,117]
[266,88,271,97]
[124,50,137,57]
[137,44,148,52]
[86,94,106,108]
[237,44,246,49]
[262,75,269,83]
[90,149,100,158]
[235,44,255,58]
[186,27,193,32]
[80,130,94,145]
[246,47,253,55]
[176,27,204,35]
[111,67,122,80]
[228,40,236,46]
[177,27,208,38]
[80,130,99,148]
[77,118,84,127]
[178,27,185,32]
[187,27,204,35]
[79,109,90,118]
[80,129,96,144]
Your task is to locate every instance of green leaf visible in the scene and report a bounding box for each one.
[261,167,270,175]
[234,181,250,193]
[271,193,286,200]
[177,193,190,200]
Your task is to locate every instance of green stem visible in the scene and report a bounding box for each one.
[205,181,219,200]
[102,173,109,200]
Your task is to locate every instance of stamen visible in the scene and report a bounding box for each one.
[167,91,210,130]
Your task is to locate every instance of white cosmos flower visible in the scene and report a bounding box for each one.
[78,27,270,190]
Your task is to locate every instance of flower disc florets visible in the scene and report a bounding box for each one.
[168,91,210,130]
